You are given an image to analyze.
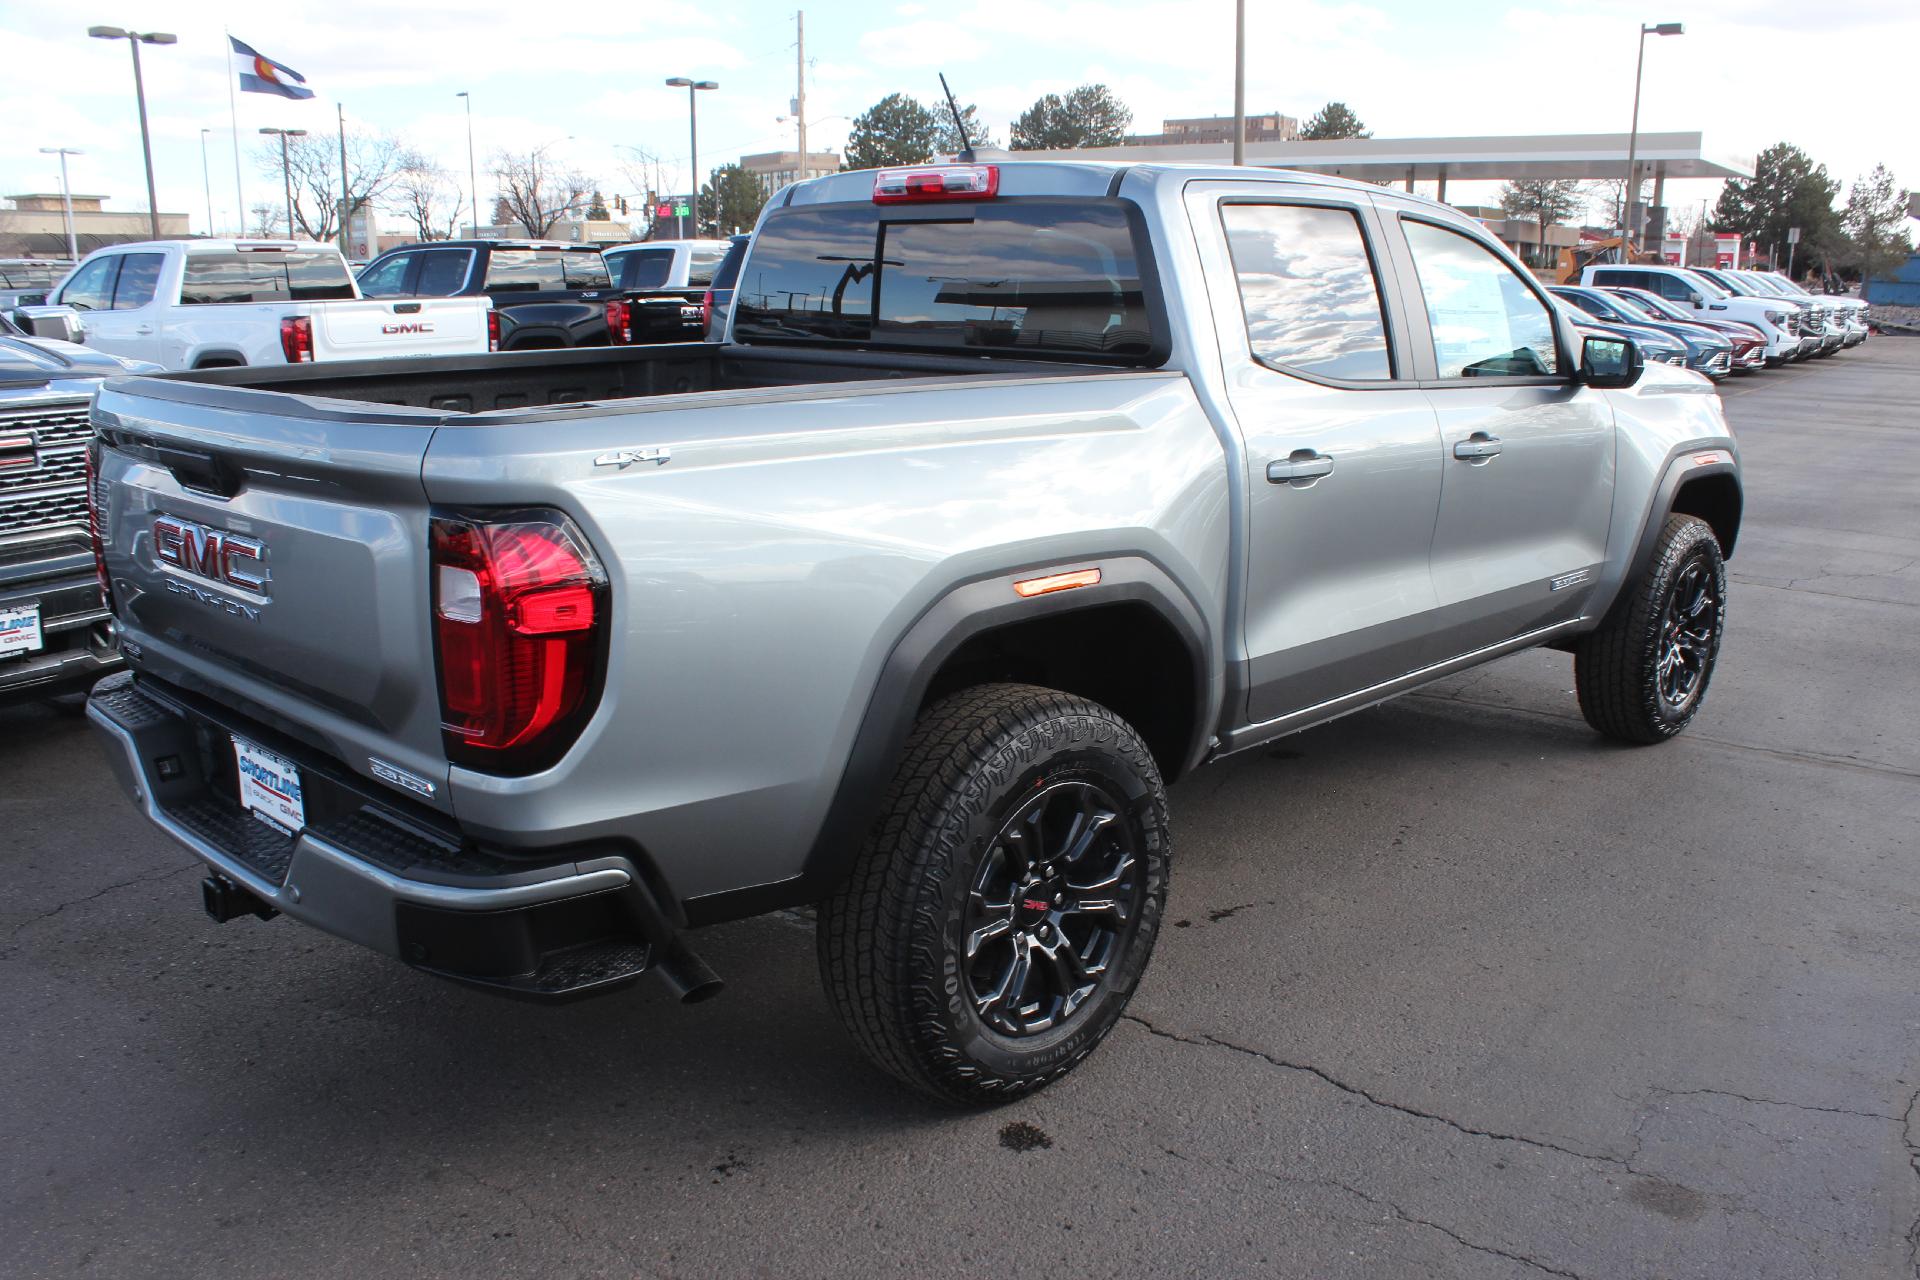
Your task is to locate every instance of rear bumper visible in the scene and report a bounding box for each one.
[86,672,710,1001]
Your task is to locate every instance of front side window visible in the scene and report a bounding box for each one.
[686,246,729,286]
[1404,221,1559,379]
[561,253,611,289]
[733,200,1158,361]
[357,253,415,297]
[58,256,119,311]
[1220,203,1392,381]
[1654,273,1696,302]
[1566,291,1622,321]
[110,252,164,309]
[483,251,568,293]
[179,251,354,304]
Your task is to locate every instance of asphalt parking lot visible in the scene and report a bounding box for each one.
[4,341,1918,1280]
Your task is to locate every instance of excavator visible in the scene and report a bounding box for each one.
[1554,236,1663,284]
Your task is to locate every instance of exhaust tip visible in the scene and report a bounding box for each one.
[652,937,725,1004]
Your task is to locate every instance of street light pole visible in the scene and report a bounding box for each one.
[88,26,177,239]
[260,128,308,240]
[1232,0,1246,167]
[1623,21,1683,240]
[39,147,82,260]
[198,129,215,236]
[457,91,479,234]
[665,77,718,235]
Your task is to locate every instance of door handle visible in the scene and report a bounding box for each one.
[1267,450,1334,484]
[134,325,155,335]
[1452,433,1502,462]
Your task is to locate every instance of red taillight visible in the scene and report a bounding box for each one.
[431,510,607,773]
[278,315,313,363]
[84,438,113,609]
[605,299,633,345]
[701,288,714,338]
[486,309,501,352]
[872,164,999,203]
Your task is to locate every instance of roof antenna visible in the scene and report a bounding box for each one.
[938,73,974,163]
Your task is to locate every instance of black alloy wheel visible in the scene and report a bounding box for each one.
[1655,557,1721,714]
[964,778,1145,1038]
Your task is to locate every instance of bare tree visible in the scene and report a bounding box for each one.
[616,146,674,240]
[388,152,465,241]
[246,202,286,238]
[490,144,592,238]
[253,129,407,242]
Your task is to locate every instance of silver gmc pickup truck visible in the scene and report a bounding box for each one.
[85,162,1741,1103]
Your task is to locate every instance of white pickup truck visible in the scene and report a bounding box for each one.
[23,241,494,371]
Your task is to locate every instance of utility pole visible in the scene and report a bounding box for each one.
[1232,0,1246,166]
[260,127,307,239]
[39,148,82,260]
[457,92,479,234]
[795,11,806,183]
[337,103,351,256]
[199,129,215,236]
[88,26,176,238]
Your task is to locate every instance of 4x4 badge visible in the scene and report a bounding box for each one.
[594,446,671,469]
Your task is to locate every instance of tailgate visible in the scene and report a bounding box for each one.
[92,380,454,810]
[308,298,491,361]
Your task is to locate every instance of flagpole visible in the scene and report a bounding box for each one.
[337,103,351,257]
[225,29,244,234]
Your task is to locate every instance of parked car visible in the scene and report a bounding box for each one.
[600,239,737,344]
[1718,270,1867,348]
[1551,306,1692,369]
[16,241,494,371]
[1550,285,1733,378]
[86,162,1742,1104]
[702,234,751,340]
[0,310,157,706]
[1604,287,1768,372]
[0,259,68,310]
[357,240,632,350]
[1580,263,1803,364]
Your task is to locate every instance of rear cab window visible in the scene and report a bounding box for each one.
[179,251,356,304]
[483,252,568,293]
[731,199,1162,362]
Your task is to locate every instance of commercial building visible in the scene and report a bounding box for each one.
[0,193,190,258]
[1124,113,1298,146]
[740,149,841,197]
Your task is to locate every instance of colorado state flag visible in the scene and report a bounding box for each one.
[231,36,315,100]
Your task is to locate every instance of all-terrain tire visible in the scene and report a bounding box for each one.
[1575,514,1727,744]
[816,683,1170,1105]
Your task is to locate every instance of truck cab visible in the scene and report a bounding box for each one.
[356,240,628,350]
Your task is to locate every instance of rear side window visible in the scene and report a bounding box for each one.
[1591,269,1639,289]
[1220,203,1392,381]
[1404,220,1558,379]
[711,238,749,290]
[58,256,119,311]
[110,252,164,309]
[483,251,567,293]
[732,200,1159,361]
[561,253,611,289]
[179,251,355,304]
[612,249,673,289]
[413,250,471,294]
[686,246,728,286]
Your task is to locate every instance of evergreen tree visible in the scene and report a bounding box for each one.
[1009,84,1133,150]
[1299,102,1370,140]
[844,94,943,169]
[699,165,767,237]
[1841,163,1912,284]
[1713,142,1841,268]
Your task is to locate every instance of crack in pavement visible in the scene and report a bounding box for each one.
[1123,1013,1639,1173]
[1898,1093,1920,1275]
[2,861,199,947]
[1647,1084,1898,1122]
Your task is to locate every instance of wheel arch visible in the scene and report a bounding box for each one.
[678,555,1214,926]
[191,349,248,369]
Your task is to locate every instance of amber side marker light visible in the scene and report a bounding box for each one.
[1013,568,1102,598]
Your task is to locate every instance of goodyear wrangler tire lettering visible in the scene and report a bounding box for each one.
[816,683,1170,1105]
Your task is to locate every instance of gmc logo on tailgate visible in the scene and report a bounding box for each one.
[382,322,435,335]
[153,515,270,597]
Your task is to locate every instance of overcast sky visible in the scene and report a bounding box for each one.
[3,0,1914,236]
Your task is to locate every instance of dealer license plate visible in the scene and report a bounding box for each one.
[233,737,305,835]
[0,602,42,658]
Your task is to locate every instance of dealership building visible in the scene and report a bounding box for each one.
[0,193,190,259]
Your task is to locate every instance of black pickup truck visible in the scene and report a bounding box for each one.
[0,312,148,705]
[356,240,637,350]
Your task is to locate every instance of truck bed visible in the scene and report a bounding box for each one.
[137,343,1125,417]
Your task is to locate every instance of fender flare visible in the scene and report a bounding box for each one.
[679,554,1213,925]
[190,348,248,369]
[1582,445,1741,631]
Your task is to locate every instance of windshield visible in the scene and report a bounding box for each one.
[1743,273,1798,297]
[1677,270,1729,300]
[1605,293,1662,322]
[1625,292,1687,321]
[732,199,1160,362]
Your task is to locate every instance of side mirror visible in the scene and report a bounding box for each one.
[1687,291,1705,308]
[1579,334,1642,390]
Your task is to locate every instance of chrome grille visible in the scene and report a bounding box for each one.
[0,403,95,539]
